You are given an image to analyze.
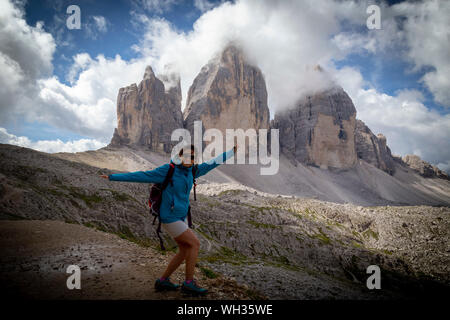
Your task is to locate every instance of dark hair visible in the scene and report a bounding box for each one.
[179,144,195,156]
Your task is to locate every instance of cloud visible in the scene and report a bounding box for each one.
[85,15,109,39]
[330,0,450,107]
[36,53,154,140]
[436,161,450,174]
[333,66,450,173]
[392,0,450,107]
[131,0,375,113]
[93,16,108,32]
[194,0,216,12]
[0,0,151,147]
[0,127,106,153]
[136,0,179,15]
[0,0,56,124]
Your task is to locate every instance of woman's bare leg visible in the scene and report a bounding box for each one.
[173,229,200,280]
[161,242,188,278]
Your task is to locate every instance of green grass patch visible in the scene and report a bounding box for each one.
[60,185,104,208]
[81,221,173,252]
[307,227,331,245]
[8,165,48,181]
[200,266,218,279]
[352,230,362,238]
[246,219,280,229]
[199,246,252,266]
[260,253,301,272]
[362,229,379,241]
[99,188,138,203]
[217,189,242,197]
[0,212,28,220]
[241,203,273,215]
[196,224,215,241]
[47,188,67,196]
[352,241,363,248]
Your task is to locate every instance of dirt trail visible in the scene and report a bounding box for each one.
[0,220,264,300]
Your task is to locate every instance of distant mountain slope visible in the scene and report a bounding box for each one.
[52,145,450,207]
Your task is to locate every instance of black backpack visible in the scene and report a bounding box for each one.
[148,163,198,250]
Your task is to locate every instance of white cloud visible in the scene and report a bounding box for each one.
[0,1,153,144]
[390,0,450,107]
[194,0,216,12]
[330,0,450,107]
[138,0,179,15]
[0,127,106,153]
[85,15,109,39]
[93,16,107,32]
[436,161,450,174]
[36,53,154,140]
[331,32,377,55]
[0,0,56,124]
[131,0,373,112]
[333,66,450,173]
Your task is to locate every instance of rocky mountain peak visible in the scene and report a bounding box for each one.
[183,43,270,137]
[108,65,183,152]
[355,119,395,175]
[272,85,358,169]
[402,154,449,180]
[143,65,156,80]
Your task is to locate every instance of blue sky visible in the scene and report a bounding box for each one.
[6,0,211,142]
[0,0,449,172]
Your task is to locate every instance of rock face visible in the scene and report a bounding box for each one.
[272,86,357,169]
[402,154,449,180]
[183,44,270,138]
[355,119,396,175]
[109,66,183,153]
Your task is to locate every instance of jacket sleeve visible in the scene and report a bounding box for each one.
[108,163,170,183]
[195,148,234,178]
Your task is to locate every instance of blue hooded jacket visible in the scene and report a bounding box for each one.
[108,148,235,223]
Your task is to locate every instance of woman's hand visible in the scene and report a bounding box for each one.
[99,175,109,179]
[233,144,238,153]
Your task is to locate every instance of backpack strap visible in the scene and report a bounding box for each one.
[187,164,199,228]
[161,163,175,191]
[192,164,198,201]
[155,162,175,251]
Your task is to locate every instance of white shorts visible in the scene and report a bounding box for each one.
[161,217,189,239]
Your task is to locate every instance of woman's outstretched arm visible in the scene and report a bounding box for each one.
[101,163,170,183]
[195,146,236,178]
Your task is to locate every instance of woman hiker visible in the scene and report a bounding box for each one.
[100,144,236,296]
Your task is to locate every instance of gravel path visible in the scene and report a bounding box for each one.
[0,220,264,300]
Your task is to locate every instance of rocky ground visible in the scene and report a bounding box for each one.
[0,143,449,299]
[191,183,449,299]
[0,220,264,300]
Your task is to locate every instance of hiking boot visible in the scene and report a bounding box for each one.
[181,279,208,296]
[154,277,180,291]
